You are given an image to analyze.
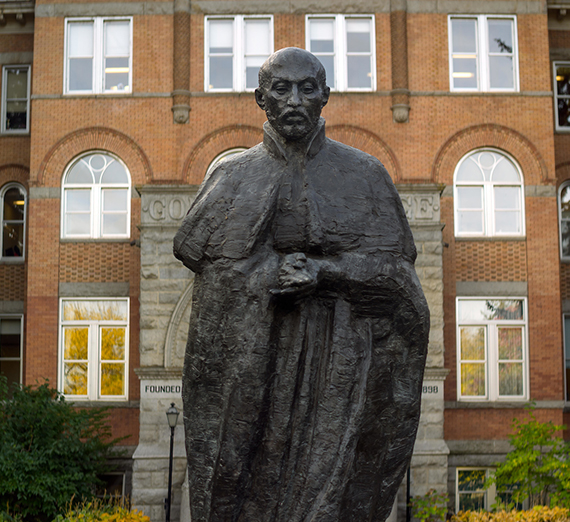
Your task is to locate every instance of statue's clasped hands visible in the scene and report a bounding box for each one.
[270,252,319,298]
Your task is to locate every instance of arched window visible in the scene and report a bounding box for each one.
[454,149,524,237]
[1,182,26,259]
[62,152,131,239]
[559,182,570,260]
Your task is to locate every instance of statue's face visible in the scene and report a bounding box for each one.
[256,56,329,142]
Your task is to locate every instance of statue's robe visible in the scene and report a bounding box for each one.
[173,119,429,522]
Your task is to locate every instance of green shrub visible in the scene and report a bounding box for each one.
[0,377,124,521]
[485,405,570,509]
[451,506,570,522]
[410,489,449,522]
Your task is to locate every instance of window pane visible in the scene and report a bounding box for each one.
[318,55,335,89]
[66,189,91,212]
[6,68,28,99]
[102,189,127,211]
[209,57,233,89]
[245,19,270,55]
[100,159,128,184]
[64,362,88,395]
[488,19,513,54]
[346,19,371,53]
[69,58,93,91]
[209,19,233,53]
[499,362,523,395]
[456,157,483,182]
[67,160,94,184]
[492,157,520,182]
[246,57,264,89]
[457,186,482,209]
[3,223,24,257]
[495,210,520,234]
[458,299,523,322]
[104,57,129,91]
[64,327,88,360]
[310,19,334,52]
[0,360,20,388]
[461,362,486,396]
[563,221,570,258]
[66,214,91,236]
[104,21,130,56]
[3,188,25,221]
[0,319,20,357]
[561,186,570,219]
[102,214,127,236]
[347,55,371,88]
[452,19,477,53]
[69,22,94,57]
[498,328,522,359]
[5,101,27,130]
[460,327,485,360]
[459,492,485,511]
[101,327,125,360]
[63,300,128,321]
[458,469,486,492]
[452,58,478,89]
[457,211,484,233]
[494,186,520,210]
[489,56,514,89]
[556,65,570,95]
[101,362,125,395]
[558,95,570,126]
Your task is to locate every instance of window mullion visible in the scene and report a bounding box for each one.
[337,16,345,91]
[479,16,488,91]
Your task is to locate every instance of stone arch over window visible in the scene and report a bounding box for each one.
[433,124,549,186]
[183,125,262,184]
[327,125,400,182]
[37,127,151,187]
[453,148,525,237]
[205,148,248,179]
[61,151,131,239]
[1,181,26,259]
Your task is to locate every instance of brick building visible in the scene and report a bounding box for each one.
[0,0,568,519]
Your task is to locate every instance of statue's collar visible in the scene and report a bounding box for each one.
[263,118,326,162]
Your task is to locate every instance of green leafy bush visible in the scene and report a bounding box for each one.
[485,405,570,509]
[0,377,124,521]
[410,489,449,522]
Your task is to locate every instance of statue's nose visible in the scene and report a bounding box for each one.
[287,85,301,106]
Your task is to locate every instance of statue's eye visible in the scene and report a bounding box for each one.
[301,85,315,94]
[274,86,288,95]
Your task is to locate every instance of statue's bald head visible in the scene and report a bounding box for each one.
[258,47,327,94]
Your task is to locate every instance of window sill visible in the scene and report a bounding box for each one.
[60,237,132,243]
[0,258,25,264]
[0,132,30,137]
[445,400,564,409]
[66,399,139,408]
[454,236,526,242]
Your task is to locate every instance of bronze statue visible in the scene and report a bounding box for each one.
[174,47,429,522]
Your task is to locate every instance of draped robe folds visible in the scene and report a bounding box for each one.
[173,119,430,522]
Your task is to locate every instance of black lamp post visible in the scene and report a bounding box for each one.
[165,402,180,522]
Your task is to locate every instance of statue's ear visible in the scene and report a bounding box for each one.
[255,88,266,110]
[321,86,331,108]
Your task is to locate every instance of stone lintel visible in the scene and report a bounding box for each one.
[135,366,183,380]
[0,300,24,313]
[456,281,528,296]
[59,282,130,297]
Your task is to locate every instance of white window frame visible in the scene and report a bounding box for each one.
[448,15,519,92]
[305,14,376,92]
[456,297,529,402]
[58,297,129,401]
[61,152,131,240]
[1,182,26,261]
[453,148,525,238]
[0,314,23,387]
[204,15,274,92]
[1,65,31,134]
[553,62,570,132]
[64,16,133,95]
[563,314,570,403]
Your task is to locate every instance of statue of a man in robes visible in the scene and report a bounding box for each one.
[173,47,429,522]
